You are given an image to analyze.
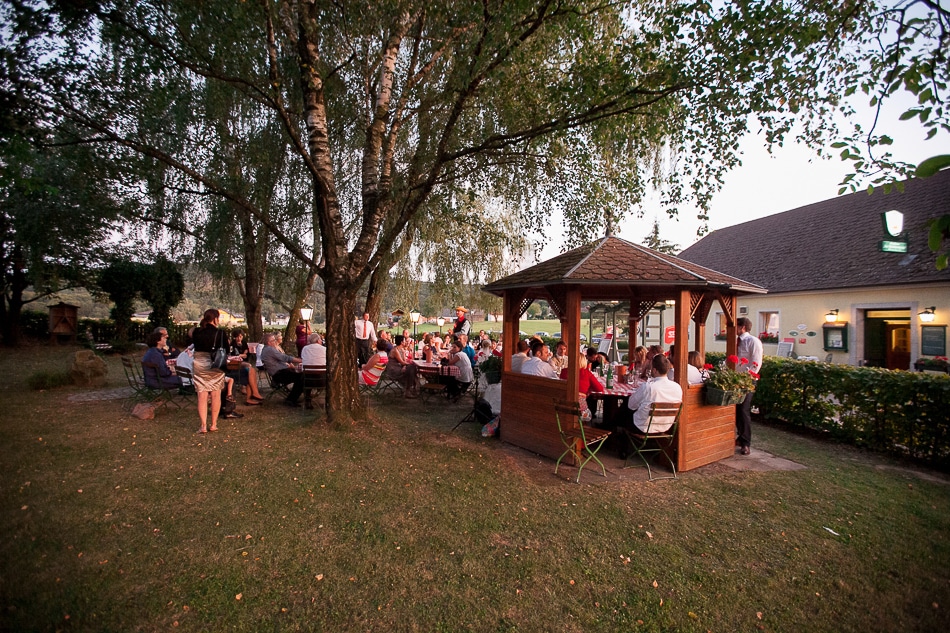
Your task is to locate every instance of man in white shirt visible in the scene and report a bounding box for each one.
[735,317,764,455]
[301,332,327,409]
[301,332,327,366]
[445,339,474,399]
[626,354,683,433]
[510,339,530,373]
[354,312,377,366]
[521,339,560,379]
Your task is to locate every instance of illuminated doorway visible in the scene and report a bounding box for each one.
[863,309,911,370]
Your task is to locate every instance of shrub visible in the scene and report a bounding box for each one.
[755,358,950,469]
[27,369,74,390]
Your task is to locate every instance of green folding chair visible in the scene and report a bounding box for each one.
[622,402,682,481]
[554,399,611,483]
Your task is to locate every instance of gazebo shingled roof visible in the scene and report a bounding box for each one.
[483,235,766,296]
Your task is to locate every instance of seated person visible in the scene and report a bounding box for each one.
[301,332,328,408]
[549,340,568,375]
[378,330,395,354]
[626,354,683,433]
[561,353,604,420]
[443,339,474,398]
[260,332,304,407]
[687,350,708,385]
[142,331,182,389]
[521,339,560,379]
[152,326,181,359]
[510,339,530,373]
[474,339,493,365]
[228,329,265,404]
[585,346,604,373]
[386,334,420,398]
[628,345,648,380]
[458,334,476,367]
[359,339,390,386]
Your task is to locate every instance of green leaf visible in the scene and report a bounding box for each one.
[899,108,919,120]
[937,254,948,271]
[915,155,950,178]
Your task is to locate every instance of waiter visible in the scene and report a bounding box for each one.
[354,312,377,366]
[452,306,471,337]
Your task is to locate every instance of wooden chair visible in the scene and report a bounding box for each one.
[621,402,682,481]
[554,399,611,483]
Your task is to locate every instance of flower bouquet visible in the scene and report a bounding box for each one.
[759,331,779,344]
[704,355,758,406]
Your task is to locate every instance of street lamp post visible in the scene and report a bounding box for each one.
[300,304,314,323]
[437,316,445,334]
[410,309,421,339]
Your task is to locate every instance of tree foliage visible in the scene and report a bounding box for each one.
[6,0,900,421]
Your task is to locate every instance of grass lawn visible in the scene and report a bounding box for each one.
[1,345,948,632]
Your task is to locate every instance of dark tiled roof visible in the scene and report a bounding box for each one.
[482,235,765,295]
[678,170,950,293]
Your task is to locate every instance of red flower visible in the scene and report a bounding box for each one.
[740,357,749,365]
[726,355,739,365]
[703,363,714,370]
[749,371,760,380]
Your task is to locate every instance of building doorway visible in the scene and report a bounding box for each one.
[863,309,911,369]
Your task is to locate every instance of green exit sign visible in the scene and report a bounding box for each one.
[880,240,908,253]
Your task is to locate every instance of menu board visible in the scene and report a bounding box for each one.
[921,325,946,356]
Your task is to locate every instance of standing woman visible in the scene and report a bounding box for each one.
[192,308,227,433]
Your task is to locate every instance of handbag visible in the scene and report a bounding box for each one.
[210,330,228,370]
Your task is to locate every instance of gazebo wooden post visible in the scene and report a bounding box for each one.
[563,287,581,397]
[502,290,525,372]
[720,293,739,359]
[673,289,690,466]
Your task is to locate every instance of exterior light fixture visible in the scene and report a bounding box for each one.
[300,304,314,322]
[409,309,422,338]
[437,316,445,333]
[825,309,839,323]
[919,306,936,323]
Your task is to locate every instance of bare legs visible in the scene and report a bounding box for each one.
[197,390,222,433]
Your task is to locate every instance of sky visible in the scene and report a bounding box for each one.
[536,95,948,260]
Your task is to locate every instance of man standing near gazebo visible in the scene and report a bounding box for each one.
[735,317,763,455]
[355,312,377,366]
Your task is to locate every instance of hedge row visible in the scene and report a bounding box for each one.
[704,352,950,469]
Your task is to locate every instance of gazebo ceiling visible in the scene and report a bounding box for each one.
[482,235,767,298]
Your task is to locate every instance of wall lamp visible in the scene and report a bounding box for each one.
[824,309,839,323]
[919,306,937,323]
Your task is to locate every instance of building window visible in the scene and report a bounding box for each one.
[714,312,728,340]
[759,311,780,344]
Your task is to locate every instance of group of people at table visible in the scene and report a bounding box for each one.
[141,304,762,452]
[505,316,763,455]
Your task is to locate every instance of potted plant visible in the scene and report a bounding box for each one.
[704,355,758,406]
[478,355,503,384]
[914,356,949,373]
[759,331,779,344]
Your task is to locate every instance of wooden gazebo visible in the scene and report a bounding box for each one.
[482,235,766,472]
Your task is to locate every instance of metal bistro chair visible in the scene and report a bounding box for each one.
[554,399,611,483]
[174,365,198,403]
[121,356,153,410]
[622,402,682,481]
[302,364,327,409]
[140,360,184,409]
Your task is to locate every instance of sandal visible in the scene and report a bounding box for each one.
[209,426,219,432]
[197,428,207,434]
[245,399,262,406]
